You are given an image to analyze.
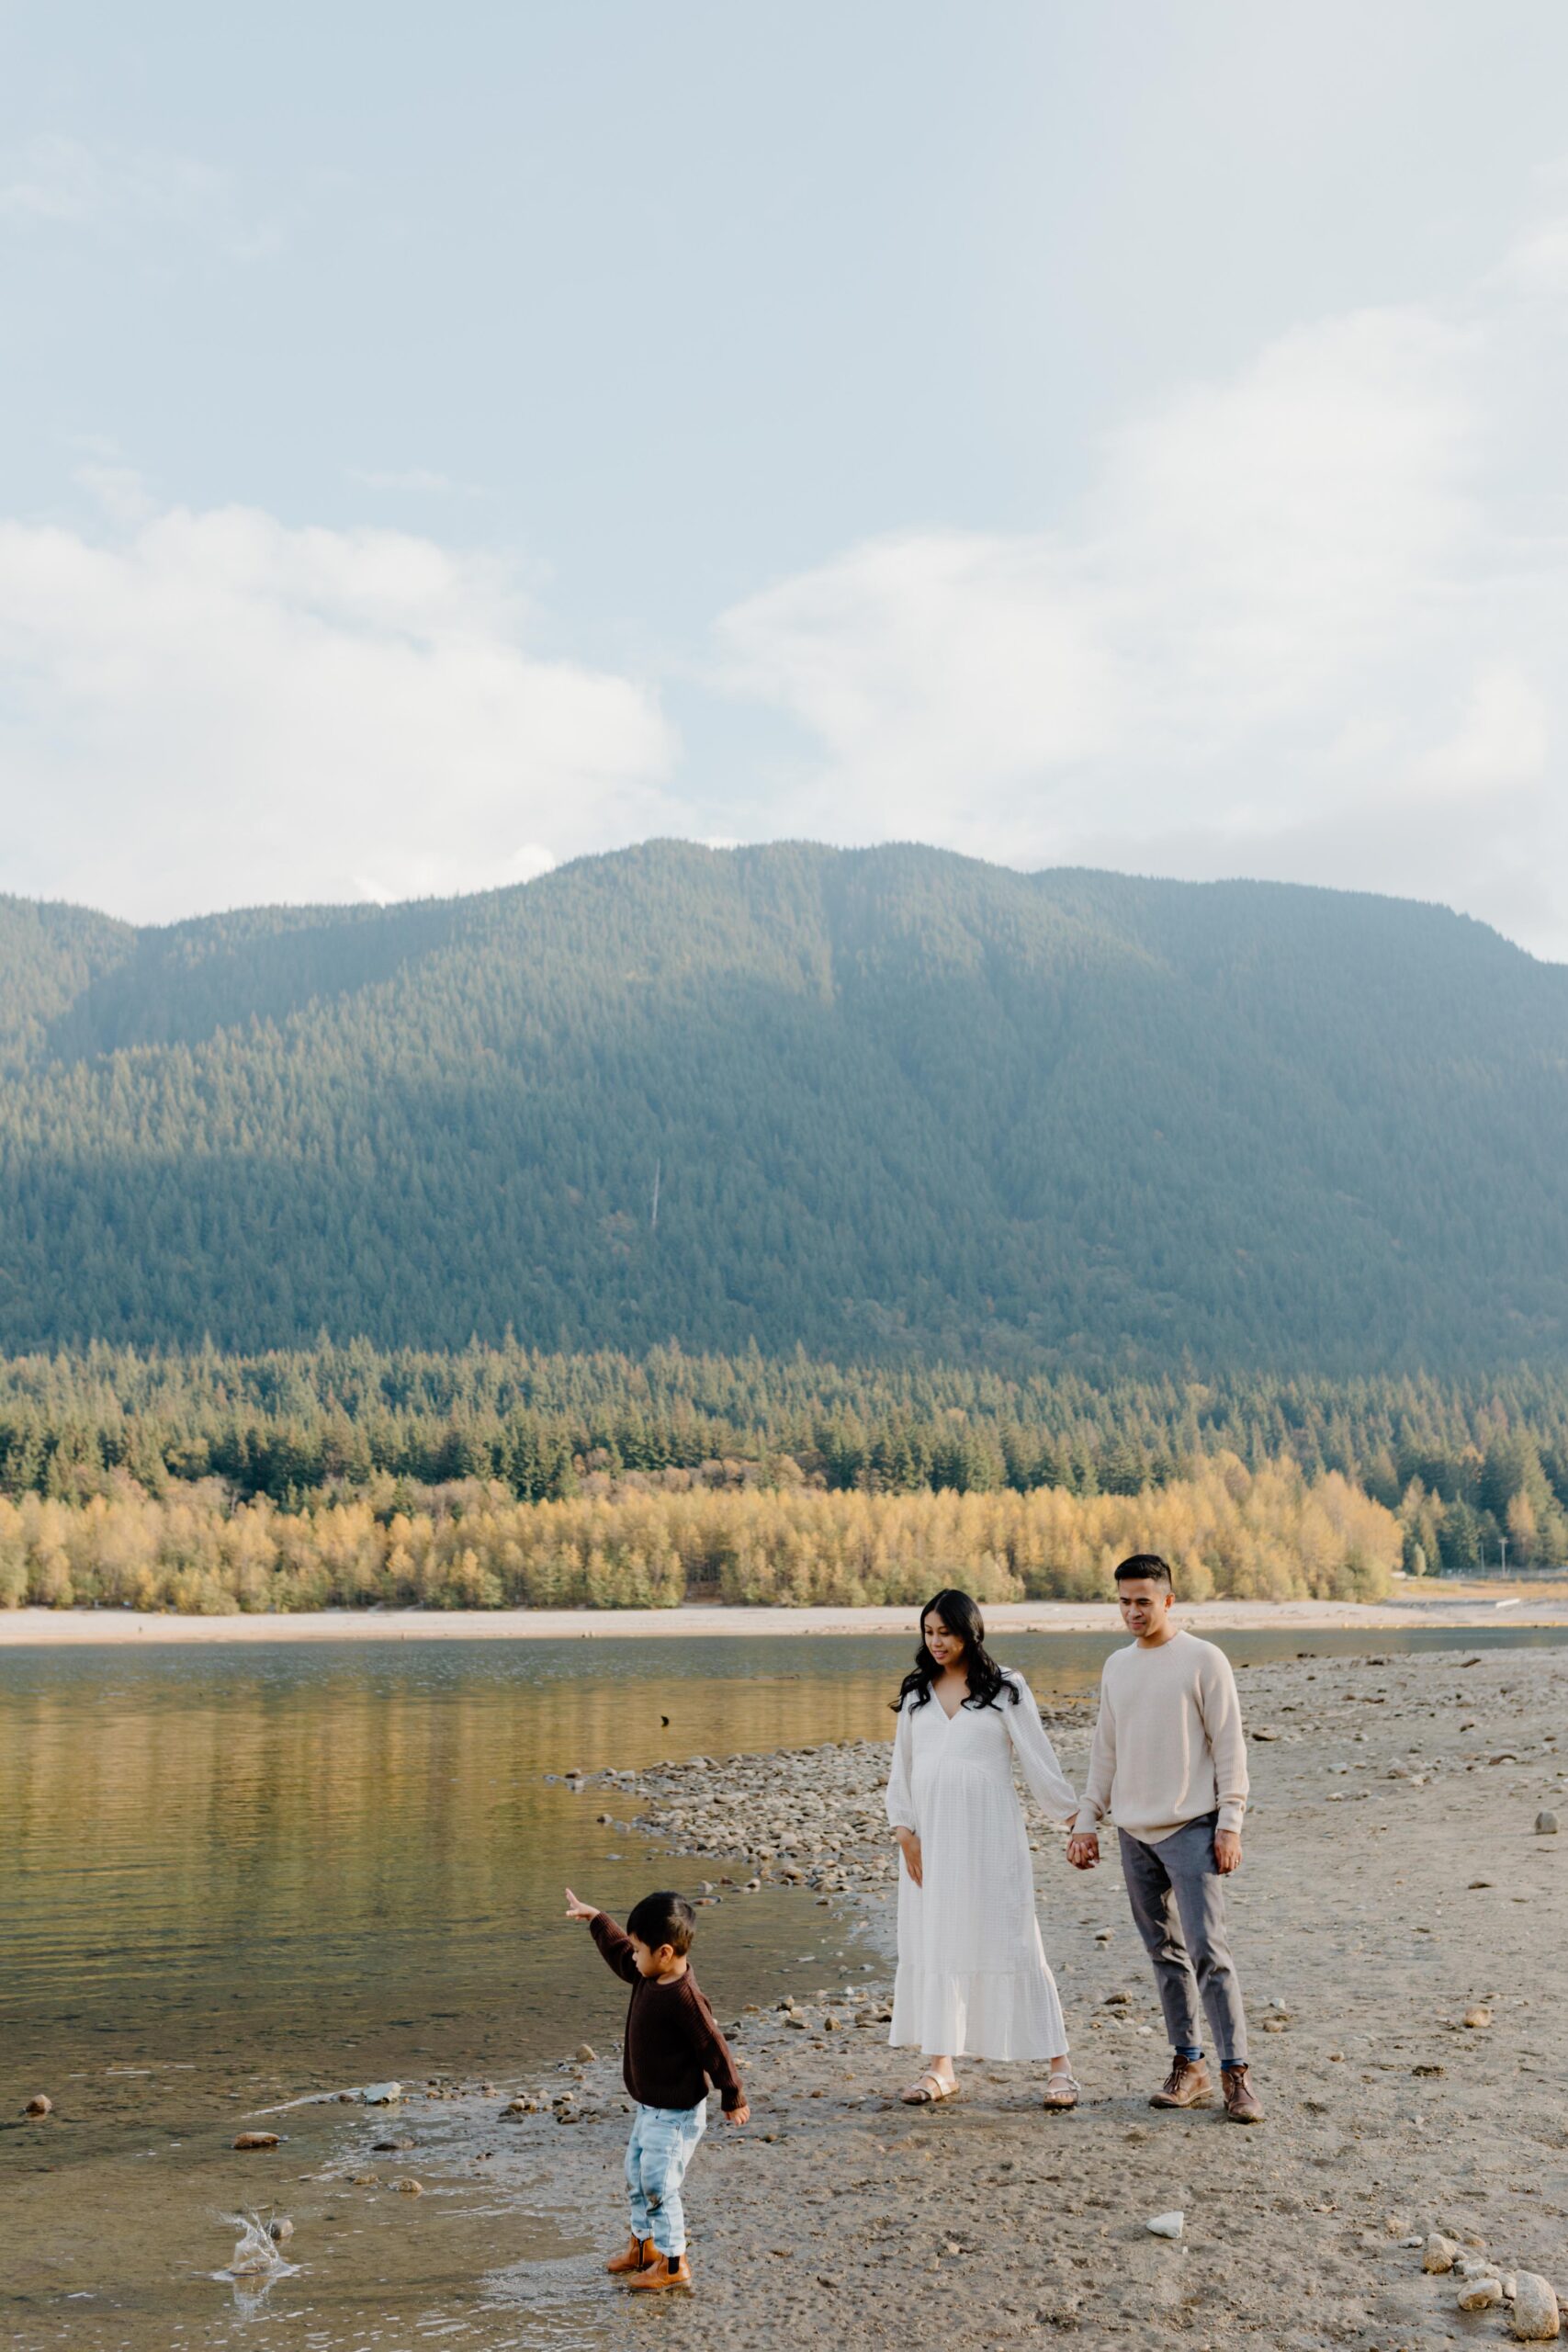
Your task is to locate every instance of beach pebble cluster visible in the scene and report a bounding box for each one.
[1424,2234,1561,2336]
[585,1702,1094,1896]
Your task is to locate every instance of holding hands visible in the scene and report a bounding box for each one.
[1066,1828,1100,1870]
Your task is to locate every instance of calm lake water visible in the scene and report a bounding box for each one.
[4,1621,1565,2349]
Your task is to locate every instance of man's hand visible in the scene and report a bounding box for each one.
[723,2100,750,2127]
[894,1827,922,1886]
[1213,1830,1242,1875]
[1066,1832,1100,1871]
[564,1886,598,1922]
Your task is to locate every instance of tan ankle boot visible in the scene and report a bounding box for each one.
[606,2233,655,2275]
[1222,2064,1264,2123]
[1149,2055,1212,2109]
[627,2251,693,2291]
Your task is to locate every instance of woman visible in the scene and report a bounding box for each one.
[886,1588,1079,2109]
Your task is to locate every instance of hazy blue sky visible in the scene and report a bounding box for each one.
[5,3,1568,953]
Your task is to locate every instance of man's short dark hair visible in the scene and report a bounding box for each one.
[626,1890,696,1954]
[1114,1553,1174,1591]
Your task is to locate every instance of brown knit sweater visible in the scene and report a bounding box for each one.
[590,1913,745,2112]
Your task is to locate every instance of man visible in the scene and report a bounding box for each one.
[1066,1554,1263,2123]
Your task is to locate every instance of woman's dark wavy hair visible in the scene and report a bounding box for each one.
[891,1587,1020,1714]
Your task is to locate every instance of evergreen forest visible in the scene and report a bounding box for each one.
[4,839,1568,1371]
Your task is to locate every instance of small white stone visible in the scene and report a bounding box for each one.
[1146,2211,1184,2240]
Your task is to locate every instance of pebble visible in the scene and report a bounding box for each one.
[363,2081,402,2104]
[268,2218,294,2243]
[575,2043,597,2063]
[1146,2212,1184,2240]
[23,2094,52,2117]
[232,2132,281,2151]
[1461,2007,1494,2029]
[1511,2274,1562,2341]
[1424,2233,1461,2273]
[1457,2278,1505,2312]
[1536,1811,1559,1836]
[395,2178,423,2196]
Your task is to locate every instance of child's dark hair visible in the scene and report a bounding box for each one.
[1114,1552,1174,1590]
[626,1890,696,1954]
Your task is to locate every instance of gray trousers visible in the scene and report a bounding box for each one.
[1118,1811,1248,2067]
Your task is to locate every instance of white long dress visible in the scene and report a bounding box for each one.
[886,1668,1077,2061]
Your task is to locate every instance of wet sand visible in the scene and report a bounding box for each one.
[5,1581,1568,1644]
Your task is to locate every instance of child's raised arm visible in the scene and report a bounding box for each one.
[566,1888,640,1983]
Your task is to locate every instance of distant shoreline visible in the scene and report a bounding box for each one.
[4,1589,1567,1643]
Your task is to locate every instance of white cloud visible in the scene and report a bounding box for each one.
[713,229,1568,957]
[349,469,476,497]
[0,134,284,259]
[0,498,679,922]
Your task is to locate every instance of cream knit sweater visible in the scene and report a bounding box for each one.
[1076,1629,1249,1846]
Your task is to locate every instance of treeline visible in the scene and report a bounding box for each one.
[0,1343,1564,1569]
[0,1456,1398,1613]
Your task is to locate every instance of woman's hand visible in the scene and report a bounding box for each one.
[894,1827,923,1886]
[563,1886,597,1922]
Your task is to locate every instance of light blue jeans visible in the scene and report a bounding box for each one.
[625,2099,707,2256]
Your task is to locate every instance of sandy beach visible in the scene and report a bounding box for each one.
[387,1638,1565,2349]
[4,1582,1567,1643]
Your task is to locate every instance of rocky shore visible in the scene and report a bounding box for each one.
[468,1643,1568,2349]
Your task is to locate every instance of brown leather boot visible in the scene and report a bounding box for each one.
[1149,2056,1212,2109]
[606,2234,655,2275]
[626,2251,692,2291]
[1222,2064,1264,2124]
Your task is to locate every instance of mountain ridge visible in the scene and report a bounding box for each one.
[2,839,1564,1370]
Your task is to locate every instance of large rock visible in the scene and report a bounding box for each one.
[1510,2274,1562,2341]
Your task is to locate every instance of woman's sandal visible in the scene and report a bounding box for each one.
[1041,2072,1080,2110]
[901,2070,960,2105]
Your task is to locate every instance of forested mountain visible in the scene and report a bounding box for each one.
[2,840,1566,1371]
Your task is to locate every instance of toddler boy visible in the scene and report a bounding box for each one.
[565,1884,749,2290]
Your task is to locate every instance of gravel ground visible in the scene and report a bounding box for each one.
[463,1643,1568,2349]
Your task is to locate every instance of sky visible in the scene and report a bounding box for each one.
[4,4,1568,956]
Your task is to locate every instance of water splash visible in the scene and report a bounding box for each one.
[217,2209,299,2282]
